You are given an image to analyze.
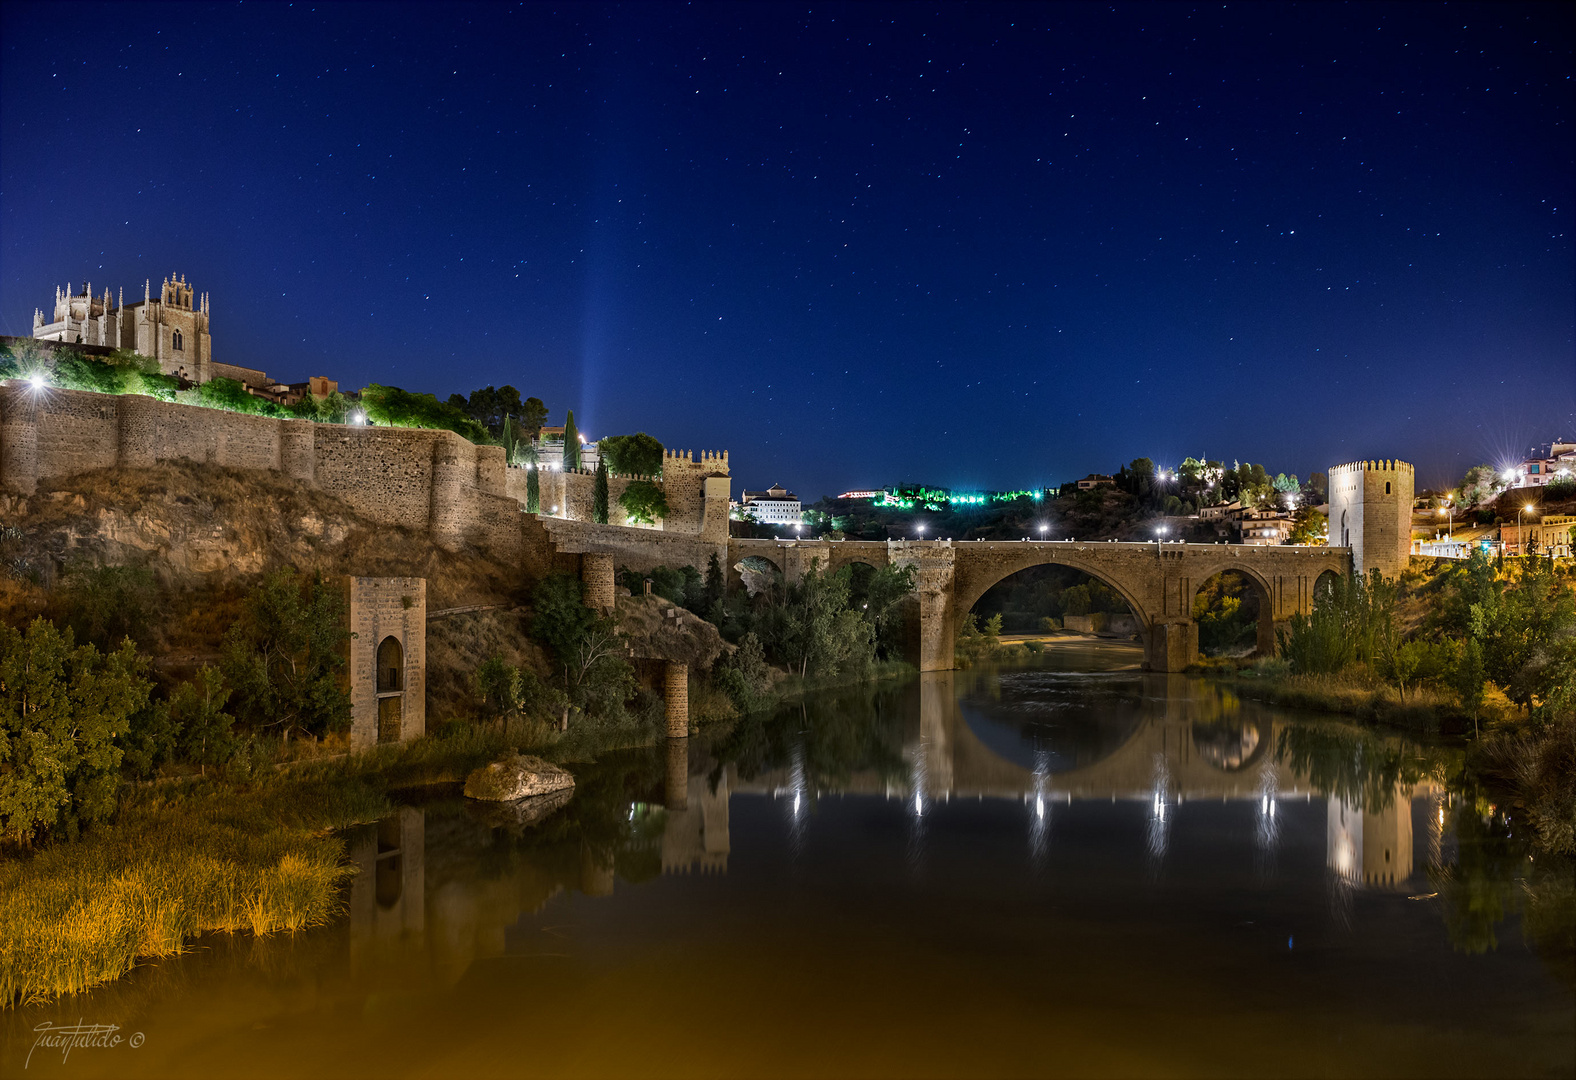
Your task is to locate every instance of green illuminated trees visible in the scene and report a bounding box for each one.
[620,480,668,525]
[593,459,610,524]
[563,411,581,471]
[0,619,151,844]
[219,569,351,743]
[599,432,665,477]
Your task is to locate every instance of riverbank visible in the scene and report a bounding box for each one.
[0,722,566,1007]
[0,657,918,1007]
[1192,658,1484,736]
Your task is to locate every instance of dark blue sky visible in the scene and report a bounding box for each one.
[2,2,1571,499]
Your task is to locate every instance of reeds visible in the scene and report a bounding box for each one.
[0,770,386,1007]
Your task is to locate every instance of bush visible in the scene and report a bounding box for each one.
[360,384,491,443]
[0,619,152,845]
[715,632,772,712]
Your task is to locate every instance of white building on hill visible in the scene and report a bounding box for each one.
[741,483,802,525]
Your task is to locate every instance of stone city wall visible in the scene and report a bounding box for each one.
[0,384,733,561]
[0,384,522,557]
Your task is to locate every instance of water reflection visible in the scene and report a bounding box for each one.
[12,645,1570,1080]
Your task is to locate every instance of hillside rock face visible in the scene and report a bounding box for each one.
[0,463,518,607]
[614,591,732,670]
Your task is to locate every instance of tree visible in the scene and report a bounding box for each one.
[220,569,351,742]
[520,396,549,442]
[620,480,669,525]
[563,410,581,471]
[362,384,490,443]
[0,619,151,845]
[1288,508,1328,546]
[500,415,526,465]
[173,665,236,774]
[1457,464,1503,508]
[704,552,726,612]
[599,432,665,477]
[592,459,610,524]
[530,574,633,719]
[452,385,524,437]
[525,443,541,513]
[57,564,158,651]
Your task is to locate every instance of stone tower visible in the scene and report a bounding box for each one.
[1328,459,1413,579]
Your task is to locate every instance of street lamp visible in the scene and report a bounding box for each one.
[27,374,45,392]
[1155,524,1168,549]
[1518,504,1539,556]
[916,523,926,539]
[1038,523,1048,539]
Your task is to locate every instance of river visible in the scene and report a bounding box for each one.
[9,641,1574,1078]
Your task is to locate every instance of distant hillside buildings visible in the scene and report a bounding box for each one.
[1509,440,1575,489]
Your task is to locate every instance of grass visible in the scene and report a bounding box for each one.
[0,771,384,1007]
[0,723,549,1009]
[1195,659,1490,735]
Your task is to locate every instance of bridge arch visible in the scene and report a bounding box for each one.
[950,548,1159,661]
[1187,562,1277,658]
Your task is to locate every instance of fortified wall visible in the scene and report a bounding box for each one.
[0,384,730,568]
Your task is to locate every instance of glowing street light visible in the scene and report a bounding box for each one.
[916,523,926,538]
[1518,504,1539,555]
[27,374,46,392]
[1038,523,1048,538]
[351,410,366,425]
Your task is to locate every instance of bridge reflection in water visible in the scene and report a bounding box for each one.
[344,669,1442,994]
[731,671,1438,891]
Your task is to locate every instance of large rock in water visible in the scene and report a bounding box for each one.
[464,754,575,801]
[466,787,574,832]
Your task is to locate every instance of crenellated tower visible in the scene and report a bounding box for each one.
[1327,459,1414,579]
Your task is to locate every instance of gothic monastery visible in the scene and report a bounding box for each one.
[31,274,261,385]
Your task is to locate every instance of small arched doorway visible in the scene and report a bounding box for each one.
[376,635,404,743]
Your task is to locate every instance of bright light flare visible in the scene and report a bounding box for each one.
[27,374,45,391]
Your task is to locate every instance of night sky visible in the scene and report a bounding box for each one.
[2,2,1571,500]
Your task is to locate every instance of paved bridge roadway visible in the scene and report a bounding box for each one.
[728,537,1351,672]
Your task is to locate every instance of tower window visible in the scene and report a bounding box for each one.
[1385,481,1391,495]
[172,329,184,351]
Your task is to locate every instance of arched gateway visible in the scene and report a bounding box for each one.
[727,537,1351,672]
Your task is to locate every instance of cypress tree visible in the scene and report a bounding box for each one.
[525,444,541,513]
[592,458,610,524]
[563,410,581,471]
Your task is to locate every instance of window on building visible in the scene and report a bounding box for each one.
[172,329,184,351]
[1385,482,1391,495]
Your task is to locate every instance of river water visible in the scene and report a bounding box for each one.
[9,642,1574,1078]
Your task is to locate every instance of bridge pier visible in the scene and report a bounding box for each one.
[664,661,690,737]
[1145,619,1198,673]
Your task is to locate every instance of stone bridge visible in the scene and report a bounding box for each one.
[728,537,1350,672]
